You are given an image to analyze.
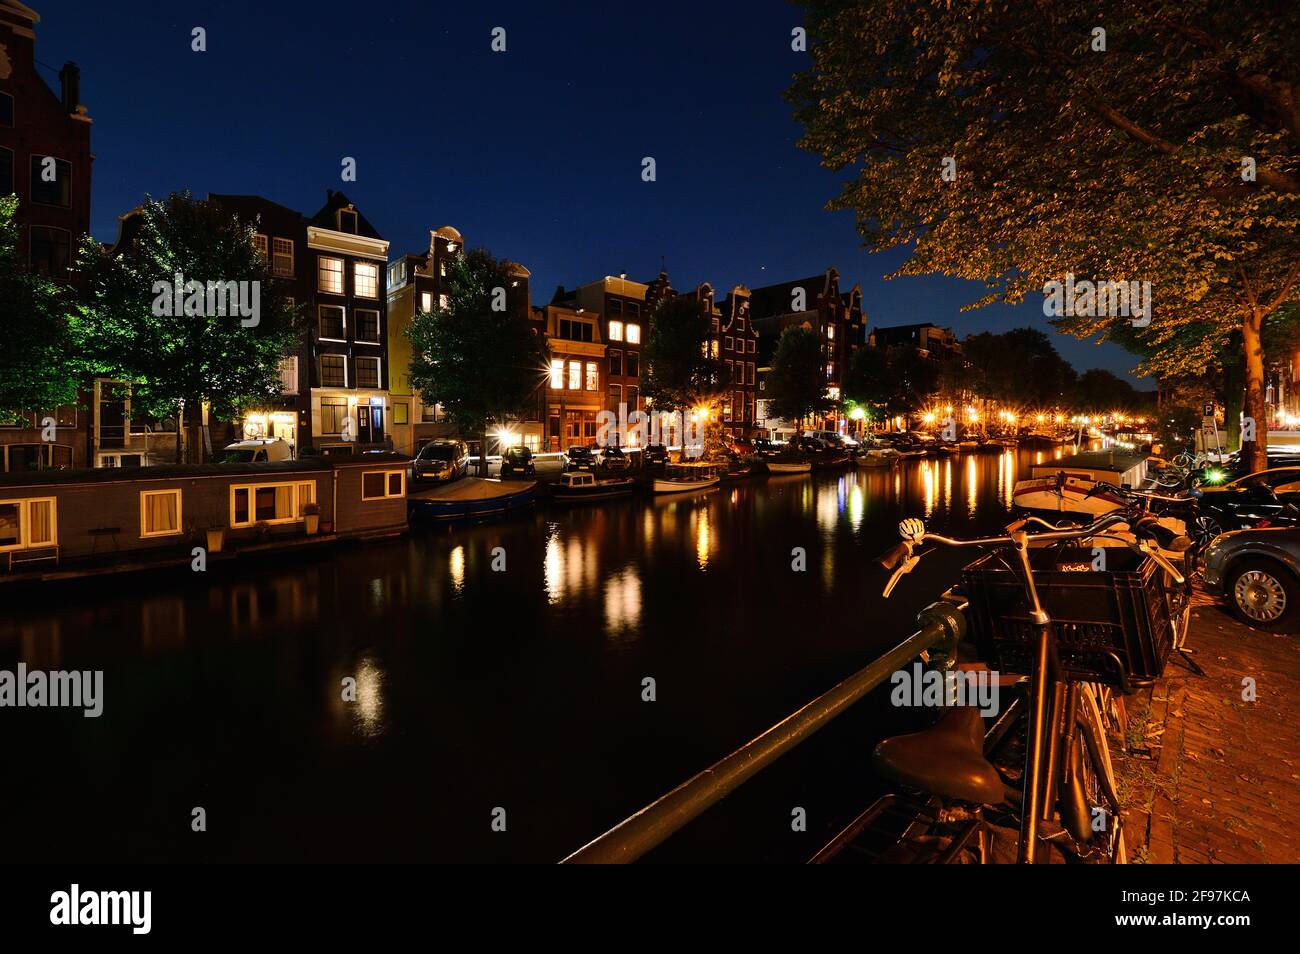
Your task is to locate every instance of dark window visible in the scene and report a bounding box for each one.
[320,355,346,388]
[319,396,347,432]
[362,472,385,498]
[29,155,72,207]
[607,298,622,316]
[626,302,640,318]
[0,147,12,196]
[625,351,639,377]
[319,305,345,339]
[338,209,358,234]
[355,310,380,343]
[608,349,622,376]
[254,486,279,521]
[356,358,380,389]
[233,489,249,524]
[29,226,71,277]
[0,92,12,127]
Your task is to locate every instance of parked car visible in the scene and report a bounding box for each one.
[752,438,783,460]
[563,445,596,473]
[1190,449,1300,486]
[643,444,669,468]
[221,438,293,463]
[1201,527,1300,631]
[1191,465,1300,538]
[412,439,469,483]
[499,445,535,478]
[598,446,631,474]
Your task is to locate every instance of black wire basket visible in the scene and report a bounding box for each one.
[961,546,1176,689]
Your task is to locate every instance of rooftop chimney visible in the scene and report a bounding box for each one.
[59,62,81,114]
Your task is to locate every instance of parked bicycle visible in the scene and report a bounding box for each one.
[843,503,1190,864]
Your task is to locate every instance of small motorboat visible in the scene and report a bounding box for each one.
[764,459,812,474]
[810,452,852,470]
[654,463,722,493]
[720,463,756,482]
[1011,450,1151,517]
[549,472,638,503]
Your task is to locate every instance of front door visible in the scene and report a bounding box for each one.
[358,404,385,445]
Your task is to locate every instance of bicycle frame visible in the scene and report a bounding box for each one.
[887,514,1185,863]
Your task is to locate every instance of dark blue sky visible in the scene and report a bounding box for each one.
[41,0,1147,385]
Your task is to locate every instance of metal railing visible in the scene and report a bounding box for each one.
[560,600,966,863]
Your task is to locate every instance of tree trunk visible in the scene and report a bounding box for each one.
[480,427,490,477]
[1242,312,1269,472]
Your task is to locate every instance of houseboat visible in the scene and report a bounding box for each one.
[0,454,412,581]
[1011,450,1150,516]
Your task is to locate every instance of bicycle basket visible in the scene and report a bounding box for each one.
[960,546,1175,689]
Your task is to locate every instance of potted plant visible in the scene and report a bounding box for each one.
[303,502,320,535]
[205,526,224,553]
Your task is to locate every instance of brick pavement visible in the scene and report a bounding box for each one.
[1115,589,1300,863]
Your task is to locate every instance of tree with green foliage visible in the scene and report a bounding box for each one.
[766,326,835,433]
[843,343,937,428]
[0,195,81,423]
[406,249,548,475]
[962,329,1078,409]
[76,193,302,462]
[640,294,729,459]
[790,0,1300,471]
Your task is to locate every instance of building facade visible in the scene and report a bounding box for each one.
[0,0,93,471]
[750,267,866,434]
[386,227,540,455]
[554,275,649,423]
[303,191,391,455]
[540,303,606,450]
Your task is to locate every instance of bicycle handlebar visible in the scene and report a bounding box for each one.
[879,504,1188,597]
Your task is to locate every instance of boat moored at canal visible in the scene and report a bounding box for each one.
[549,472,638,503]
[653,463,723,493]
[0,454,412,579]
[408,477,538,521]
[1012,450,1150,517]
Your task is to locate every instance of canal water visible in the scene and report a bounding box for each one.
[2,447,1072,863]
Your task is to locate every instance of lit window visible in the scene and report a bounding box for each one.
[318,256,344,294]
[586,362,599,391]
[252,234,268,261]
[279,356,298,394]
[230,482,315,527]
[362,470,405,500]
[608,320,623,342]
[439,293,449,310]
[568,360,581,390]
[272,237,294,277]
[140,490,182,537]
[550,359,564,389]
[354,262,379,298]
[421,292,433,312]
[827,325,835,340]
[626,323,641,345]
[0,498,57,550]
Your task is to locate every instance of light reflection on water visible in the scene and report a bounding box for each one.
[0,448,1094,863]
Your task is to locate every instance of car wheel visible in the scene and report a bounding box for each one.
[1225,558,1300,632]
[1192,514,1225,545]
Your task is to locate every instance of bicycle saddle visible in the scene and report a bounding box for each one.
[872,705,1006,805]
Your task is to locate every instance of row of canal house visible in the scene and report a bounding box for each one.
[0,0,870,471]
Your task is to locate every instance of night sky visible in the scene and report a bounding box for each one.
[39,0,1147,385]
